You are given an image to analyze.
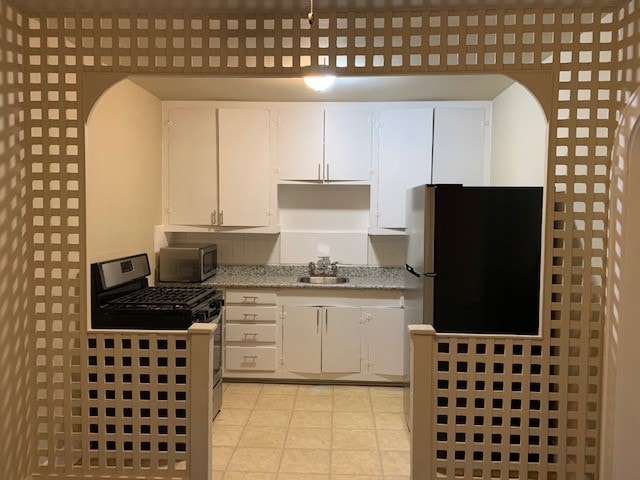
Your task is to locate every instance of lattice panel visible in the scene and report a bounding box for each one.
[600,0,640,475]
[83,333,189,476]
[436,338,547,479]
[0,3,32,480]
[20,5,625,479]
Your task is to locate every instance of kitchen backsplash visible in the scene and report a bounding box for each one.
[368,235,408,267]
[167,232,407,267]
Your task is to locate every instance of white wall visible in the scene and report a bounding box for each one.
[86,79,162,281]
[172,230,407,267]
[490,82,546,186]
[278,184,370,264]
[610,122,640,479]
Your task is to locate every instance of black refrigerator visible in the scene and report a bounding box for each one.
[403,184,543,425]
[404,184,543,334]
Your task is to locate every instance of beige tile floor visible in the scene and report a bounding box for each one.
[213,382,410,480]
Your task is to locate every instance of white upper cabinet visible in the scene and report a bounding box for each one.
[324,107,373,181]
[376,107,433,229]
[164,104,275,229]
[163,101,490,233]
[166,107,218,225]
[276,108,325,181]
[276,106,372,182]
[218,108,271,227]
[432,107,489,186]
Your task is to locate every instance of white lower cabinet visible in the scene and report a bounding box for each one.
[282,306,321,374]
[226,346,277,371]
[225,323,277,343]
[224,290,278,374]
[363,307,407,376]
[322,307,362,374]
[223,289,406,382]
[282,306,361,375]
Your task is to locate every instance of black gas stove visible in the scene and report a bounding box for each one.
[91,253,223,330]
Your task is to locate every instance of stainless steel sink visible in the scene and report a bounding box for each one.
[298,276,349,284]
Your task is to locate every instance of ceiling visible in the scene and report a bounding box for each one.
[128,74,515,102]
[8,0,622,14]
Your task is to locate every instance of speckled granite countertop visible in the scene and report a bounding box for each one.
[190,265,404,290]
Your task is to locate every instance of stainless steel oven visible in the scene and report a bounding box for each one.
[211,311,223,418]
[91,253,224,417]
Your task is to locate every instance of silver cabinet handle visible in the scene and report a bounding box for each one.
[316,309,320,333]
[318,163,321,181]
[242,296,258,302]
[243,355,258,360]
[219,210,224,225]
[211,211,217,225]
[326,163,330,182]
[325,309,328,333]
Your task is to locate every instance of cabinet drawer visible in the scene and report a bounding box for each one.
[225,305,277,322]
[225,324,277,343]
[225,291,277,305]
[225,346,277,371]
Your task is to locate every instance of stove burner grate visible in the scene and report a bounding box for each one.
[105,287,217,311]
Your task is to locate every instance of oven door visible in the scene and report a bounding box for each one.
[211,314,222,384]
[211,313,223,418]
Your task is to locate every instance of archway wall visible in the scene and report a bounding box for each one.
[601,0,640,475]
[21,5,629,479]
[602,90,640,480]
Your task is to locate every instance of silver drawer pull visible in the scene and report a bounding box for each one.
[243,313,259,318]
[243,333,258,337]
[242,355,258,360]
[242,296,258,302]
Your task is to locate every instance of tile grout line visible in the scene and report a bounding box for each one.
[369,389,386,477]
[274,386,297,476]
[215,383,409,478]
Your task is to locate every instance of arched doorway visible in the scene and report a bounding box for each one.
[602,91,640,479]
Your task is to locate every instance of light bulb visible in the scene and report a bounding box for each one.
[303,74,336,92]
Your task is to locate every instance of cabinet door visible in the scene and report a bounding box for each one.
[282,306,321,373]
[218,108,271,226]
[166,108,218,225]
[364,307,407,376]
[324,107,372,181]
[322,307,362,374]
[276,109,324,180]
[432,107,488,186]
[377,108,433,229]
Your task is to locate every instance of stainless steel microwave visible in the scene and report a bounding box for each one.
[158,244,217,282]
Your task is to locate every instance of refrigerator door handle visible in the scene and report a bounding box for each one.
[405,263,421,278]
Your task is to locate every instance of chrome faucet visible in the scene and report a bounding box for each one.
[308,256,339,276]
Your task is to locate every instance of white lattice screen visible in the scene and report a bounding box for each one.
[83,333,190,475]
[11,2,637,479]
[0,2,33,480]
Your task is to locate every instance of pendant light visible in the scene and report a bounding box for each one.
[303,0,336,92]
[303,65,336,92]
